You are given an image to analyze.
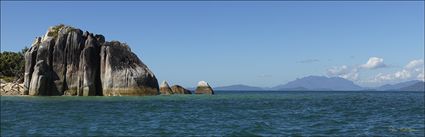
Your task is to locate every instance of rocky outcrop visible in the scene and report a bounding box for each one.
[100,41,158,96]
[24,24,159,96]
[28,60,59,96]
[195,81,214,94]
[171,85,191,94]
[77,34,101,96]
[159,80,173,95]
[23,38,41,95]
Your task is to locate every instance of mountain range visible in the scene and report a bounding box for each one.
[376,80,422,91]
[271,76,363,91]
[399,81,425,91]
[214,75,424,91]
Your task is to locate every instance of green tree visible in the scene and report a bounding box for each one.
[0,47,28,82]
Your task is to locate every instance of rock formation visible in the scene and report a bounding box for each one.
[24,24,159,96]
[171,85,191,94]
[28,60,59,95]
[159,80,173,95]
[195,81,214,94]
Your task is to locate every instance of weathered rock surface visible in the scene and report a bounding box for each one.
[159,80,173,95]
[28,60,59,95]
[195,81,214,95]
[171,85,191,94]
[78,34,101,96]
[24,24,159,96]
[23,38,41,95]
[100,41,158,96]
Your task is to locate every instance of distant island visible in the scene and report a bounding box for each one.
[215,76,425,91]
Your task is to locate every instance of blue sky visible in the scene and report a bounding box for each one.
[1,1,424,87]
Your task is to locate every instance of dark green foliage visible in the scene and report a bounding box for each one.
[0,47,28,79]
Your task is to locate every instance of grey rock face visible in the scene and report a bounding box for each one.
[28,60,58,96]
[23,38,41,95]
[159,80,172,95]
[77,34,101,96]
[64,29,85,95]
[195,81,214,95]
[24,24,159,96]
[100,41,159,96]
[171,85,191,94]
[51,28,69,94]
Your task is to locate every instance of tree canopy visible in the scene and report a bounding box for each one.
[0,47,28,81]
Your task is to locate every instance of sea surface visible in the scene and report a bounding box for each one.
[1,91,424,136]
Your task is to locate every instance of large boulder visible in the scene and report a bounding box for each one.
[23,38,41,95]
[171,85,191,94]
[100,41,159,96]
[159,80,173,95]
[63,29,85,95]
[24,24,159,96]
[28,60,58,95]
[195,81,214,95]
[77,34,101,96]
[51,25,83,95]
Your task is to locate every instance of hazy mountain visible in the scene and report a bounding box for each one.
[215,84,264,91]
[273,76,363,91]
[190,77,423,92]
[399,81,425,91]
[376,80,421,91]
[273,87,310,91]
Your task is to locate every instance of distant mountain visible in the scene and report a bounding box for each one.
[189,77,423,92]
[215,84,264,91]
[399,81,425,91]
[376,80,421,91]
[273,76,363,91]
[274,87,309,91]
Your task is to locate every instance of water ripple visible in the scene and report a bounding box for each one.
[1,91,424,136]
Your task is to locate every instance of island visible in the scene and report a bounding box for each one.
[0,24,214,96]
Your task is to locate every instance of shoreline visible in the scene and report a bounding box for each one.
[0,82,24,96]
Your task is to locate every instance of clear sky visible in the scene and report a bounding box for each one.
[1,1,424,88]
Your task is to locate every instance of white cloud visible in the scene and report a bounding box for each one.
[341,71,359,81]
[405,59,424,70]
[360,57,386,69]
[418,73,424,81]
[326,58,424,86]
[373,73,392,81]
[394,69,411,79]
[326,57,386,81]
[326,65,359,81]
[327,65,349,75]
[370,59,424,83]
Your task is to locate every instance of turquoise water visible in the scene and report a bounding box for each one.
[1,91,424,136]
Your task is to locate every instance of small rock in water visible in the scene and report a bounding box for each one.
[171,85,191,94]
[159,80,173,95]
[195,81,214,95]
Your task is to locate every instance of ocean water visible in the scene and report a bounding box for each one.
[1,91,424,136]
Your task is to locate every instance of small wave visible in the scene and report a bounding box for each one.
[388,127,418,132]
